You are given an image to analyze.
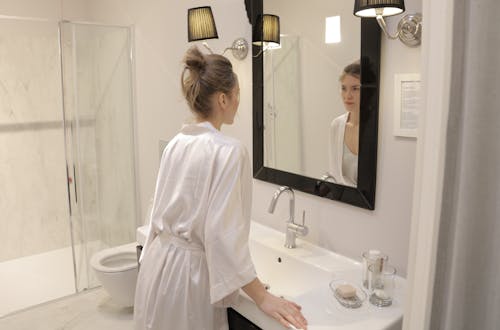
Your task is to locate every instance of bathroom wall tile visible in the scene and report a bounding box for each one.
[0,128,70,262]
[0,20,62,125]
[0,0,70,263]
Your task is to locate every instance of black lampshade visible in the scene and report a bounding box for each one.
[187,6,218,42]
[354,0,405,17]
[253,14,280,46]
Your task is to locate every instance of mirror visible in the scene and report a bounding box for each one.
[246,0,381,209]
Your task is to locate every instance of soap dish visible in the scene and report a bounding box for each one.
[329,280,367,309]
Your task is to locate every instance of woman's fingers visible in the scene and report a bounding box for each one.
[257,292,308,329]
[273,312,291,329]
[284,314,305,329]
[285,301,307,326]
[280,302,307,329]
[290,301,302,310]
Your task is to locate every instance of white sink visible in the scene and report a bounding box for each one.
[136,222,405,329]
[236,222,406,330]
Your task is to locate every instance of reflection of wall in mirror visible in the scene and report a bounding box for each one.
[264,0,360,179]
[263,35,303,174]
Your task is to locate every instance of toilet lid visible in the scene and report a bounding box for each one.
[90,243,138,273]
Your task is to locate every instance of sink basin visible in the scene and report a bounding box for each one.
[235,221,406,330]
[136,222,405,329]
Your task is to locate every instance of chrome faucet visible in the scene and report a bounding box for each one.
[268,186,308,248]
[320,173,335,182]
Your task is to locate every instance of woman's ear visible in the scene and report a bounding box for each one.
[217,92,228,109]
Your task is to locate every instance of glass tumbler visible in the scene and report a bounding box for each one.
[368,264,397,307]
[362,250,388,289]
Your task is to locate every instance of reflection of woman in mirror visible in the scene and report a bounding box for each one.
[327,61,360,187]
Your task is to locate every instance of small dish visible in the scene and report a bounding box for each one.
[329,280,367,309]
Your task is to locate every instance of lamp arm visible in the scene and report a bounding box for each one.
[253,48,264,58]
[252,43,271,58]
[202,42,215,54]
[376,15,399,40]
[221,47,233,55]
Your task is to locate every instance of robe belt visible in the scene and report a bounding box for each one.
[158,230,204,251]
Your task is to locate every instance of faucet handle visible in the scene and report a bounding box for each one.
[287,210,308,237]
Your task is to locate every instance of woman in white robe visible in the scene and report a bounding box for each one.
[133,46,308,330]
[327,62,360,187]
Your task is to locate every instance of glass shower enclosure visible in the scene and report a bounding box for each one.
[0,18,137,316]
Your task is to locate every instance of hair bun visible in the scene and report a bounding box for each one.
[183,46,207,74]
[181,45,236,119]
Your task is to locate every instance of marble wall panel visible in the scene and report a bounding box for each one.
[0,20,62,124]
[0,19,70,262]
[0,128,70,262]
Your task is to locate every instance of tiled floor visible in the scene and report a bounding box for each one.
[0,288,134,330]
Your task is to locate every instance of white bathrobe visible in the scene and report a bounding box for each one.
[328,113,357,187]
[134,121,257,330]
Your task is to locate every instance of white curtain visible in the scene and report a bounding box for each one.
[430,0,500,329]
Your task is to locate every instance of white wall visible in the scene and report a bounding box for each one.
[70,0,421,276]
[0,0,62,19]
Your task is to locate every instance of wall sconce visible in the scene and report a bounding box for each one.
[187,6,249,60]
[353,0,422,47]
[252,14,281,55]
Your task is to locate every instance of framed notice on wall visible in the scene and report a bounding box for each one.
[394,73,421,138]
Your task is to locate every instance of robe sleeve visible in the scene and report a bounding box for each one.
[204,144,257,307]
[329,113,348,185]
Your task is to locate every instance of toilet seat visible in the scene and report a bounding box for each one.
[90,243,138,273]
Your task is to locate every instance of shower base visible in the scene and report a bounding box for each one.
[0,246,75,317]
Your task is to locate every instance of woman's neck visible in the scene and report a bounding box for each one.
[196,117,223,131]
[347,111,359,126]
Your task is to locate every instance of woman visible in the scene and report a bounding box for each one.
[133,46,308,330]
[328,61,360,187]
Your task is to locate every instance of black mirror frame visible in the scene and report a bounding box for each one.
[246,0,381,210]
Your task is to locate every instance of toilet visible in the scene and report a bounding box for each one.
[90,242,139,306]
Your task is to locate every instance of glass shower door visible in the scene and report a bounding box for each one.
[60,22,138,291]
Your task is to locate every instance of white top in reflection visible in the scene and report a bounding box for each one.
[327,62,360,187]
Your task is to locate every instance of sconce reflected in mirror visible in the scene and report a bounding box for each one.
[187,6,249,60]
[252,14,281,56]
[353,0,422,47]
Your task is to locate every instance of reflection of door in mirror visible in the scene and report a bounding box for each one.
[263,0,360,185]
[263,35,302,174]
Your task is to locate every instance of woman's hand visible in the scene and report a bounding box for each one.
[257,291,308,330]
[242,278,308,329]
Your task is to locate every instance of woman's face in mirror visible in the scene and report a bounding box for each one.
[341,74,361,113]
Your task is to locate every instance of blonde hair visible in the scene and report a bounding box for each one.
[181,46,237,118]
